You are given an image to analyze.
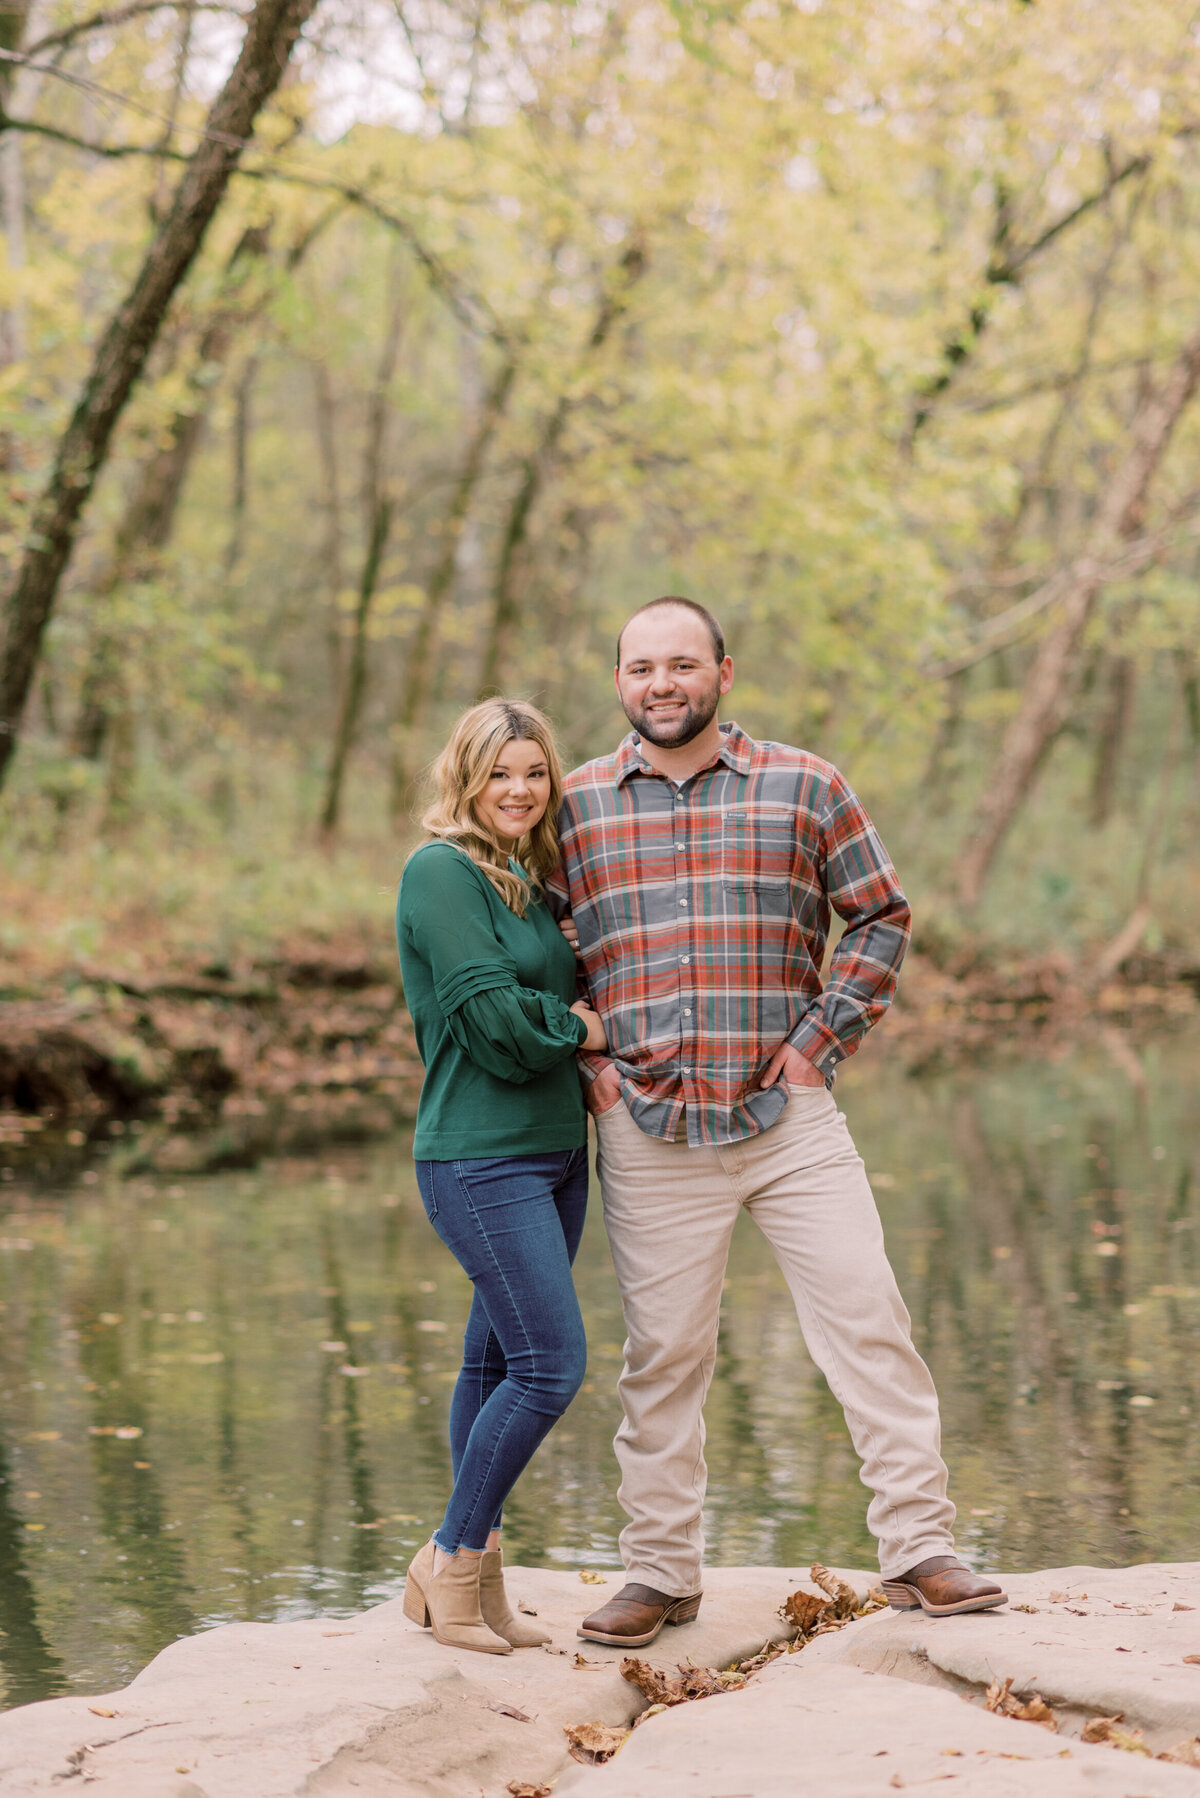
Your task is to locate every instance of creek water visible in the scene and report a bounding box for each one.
[0,1026,1197,1709]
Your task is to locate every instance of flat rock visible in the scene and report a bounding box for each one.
[0,1565,802,1796]
[0,1563,1196,1796]
[806,1561,1200,1749]
[561,1658,1200,1797]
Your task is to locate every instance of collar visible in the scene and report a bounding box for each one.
[613,719,754,786]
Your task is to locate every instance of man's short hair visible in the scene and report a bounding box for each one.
[617,596,726,667]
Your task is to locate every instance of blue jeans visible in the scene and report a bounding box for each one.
[415,1148,588,1553]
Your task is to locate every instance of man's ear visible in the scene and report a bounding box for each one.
[719,655,734,695]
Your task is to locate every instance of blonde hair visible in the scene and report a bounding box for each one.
[420,700,565,916]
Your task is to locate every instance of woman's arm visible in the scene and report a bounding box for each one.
[399,848,591,1084]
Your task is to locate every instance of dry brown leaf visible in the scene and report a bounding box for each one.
[1079,1716,1149,1755]
[87,1706,116,1718]
[1173,1602,1195,1612]
[564,1721,629,1765]
[506,1782,551,1798]
[620,1657,683,1706]
[1013,1603,1039,1613]
[1048,1590,1069,1602]
[1158,1737,1200,1767]
[810,1562,859,1618]
[578,1570,607,1585]
[1080,1715,1125,1742]
[572,1653,607,1670]
[676,1661,730,1700]
[516,1600,539,1616]
[780,1589,830,1635]
[488,1701,535,1723]
[984,1677,1058,1731]
[1182,1654,1200,1665]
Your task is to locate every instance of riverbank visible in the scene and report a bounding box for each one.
[0,1561,1197,1795]
[2,933,1198,1178]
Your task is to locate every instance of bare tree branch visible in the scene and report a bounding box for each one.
[26,0,240,59]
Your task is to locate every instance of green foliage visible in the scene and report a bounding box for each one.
[2,0,1199,965]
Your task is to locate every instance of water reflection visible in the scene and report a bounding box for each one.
[0,1027,1196,1706]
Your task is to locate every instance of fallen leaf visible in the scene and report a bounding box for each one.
[87,1706,116,1719]
[1065,1606,1089,1616]
[517,1600,539,1616]
[810,1562,859,1618]
[1048,1590,1069,1602]
[1013,1604,1039,1613]
[321,1631,355,1638]
[1173,1602,1195,1612]
[984,1677,1058,1731]
[1080,1716,1149,1755]
[542,1645,570,1656]
[620,1658,682,1706]
[487,1701,535,1723]
[1184,1655,1200,1665]
[1159,1737,1200,1767]
[779,1589,830,1635]
[563,1721,629,1765]
[572,1653,607,1670]
[578,1570,606,1585]
[1115,1645,1133,1652]
[940,1749,963,1757]
[506,1783,551,1798]
[889,1776,904,1789]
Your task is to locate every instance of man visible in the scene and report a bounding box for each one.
[555,595,1005,1648]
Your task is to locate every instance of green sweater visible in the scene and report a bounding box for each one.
[396,842,588,1159]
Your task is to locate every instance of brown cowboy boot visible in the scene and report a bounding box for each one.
[882,1555,1007,1616]
[578,1582,702,1647]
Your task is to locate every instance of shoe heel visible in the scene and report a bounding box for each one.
[668,1596,702,1625]
[881,1580,918,1612]
[403,1573,431,1628]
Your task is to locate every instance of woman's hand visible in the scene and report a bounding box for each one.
[570,1000,607,1053]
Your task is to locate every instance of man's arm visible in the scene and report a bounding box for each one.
[763,769,911,1087]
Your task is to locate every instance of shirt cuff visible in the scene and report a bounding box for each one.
[786,1014,845,1075]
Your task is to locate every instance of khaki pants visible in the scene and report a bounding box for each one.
[594,1085,955,1595]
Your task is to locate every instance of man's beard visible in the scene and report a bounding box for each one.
[622,681,721,748]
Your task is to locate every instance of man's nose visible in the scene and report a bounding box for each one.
[649,668,677,691]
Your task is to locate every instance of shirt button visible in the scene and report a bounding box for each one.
[678,898,688,907]
[683,1009,692,1017]
[676,842,685,850]
[681,1067,691,1075]
[680,956,690,964]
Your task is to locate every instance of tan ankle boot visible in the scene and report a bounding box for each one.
[479,1549,551,1647]
[402,1541,512,1654]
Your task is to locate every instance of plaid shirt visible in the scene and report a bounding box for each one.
[553,721,911,1145]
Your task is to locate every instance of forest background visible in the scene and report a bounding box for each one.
[1,0,1198,996]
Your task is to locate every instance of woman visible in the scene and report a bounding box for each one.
[396,699,606,1655]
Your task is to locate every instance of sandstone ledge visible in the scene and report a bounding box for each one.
[0,1563,1197,1796]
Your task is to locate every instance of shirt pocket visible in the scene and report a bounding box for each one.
[722,808,796,909]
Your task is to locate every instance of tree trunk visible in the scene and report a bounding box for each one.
[1093,689,1183,985]
[474,241,646,703]
[318,269,405,842]
[956,320,1200,908]
[225,349,259,572]
[1088,653,1137,829]
[68,223,275,761]
[312,358,345,691]
[0,0,321,793]
[388,351,517,820]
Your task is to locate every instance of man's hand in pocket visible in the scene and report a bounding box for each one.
[759,1042,824,1090]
